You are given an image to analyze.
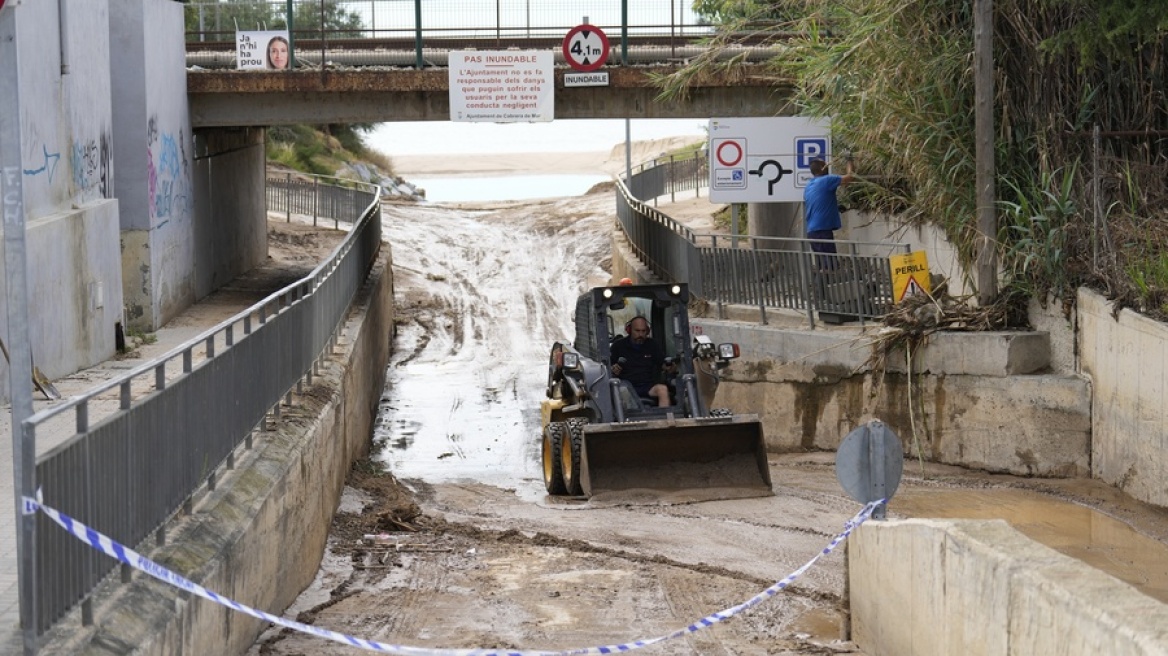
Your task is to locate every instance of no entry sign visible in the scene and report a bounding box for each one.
[562,24,610,72]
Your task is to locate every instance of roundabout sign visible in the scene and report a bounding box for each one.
[562,24,610,72]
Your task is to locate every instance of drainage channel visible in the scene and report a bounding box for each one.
[892,487,1168,604]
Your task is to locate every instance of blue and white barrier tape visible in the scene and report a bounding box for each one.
[23,496,883,655]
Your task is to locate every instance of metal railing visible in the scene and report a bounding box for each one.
[616,151,910,326]
[182,1,783,69]
[25,175,381,635]
[267,172,377,227]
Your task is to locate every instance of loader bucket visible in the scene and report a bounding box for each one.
[579,415,772,504]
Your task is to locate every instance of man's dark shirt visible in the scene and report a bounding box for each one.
[610,336,664,396]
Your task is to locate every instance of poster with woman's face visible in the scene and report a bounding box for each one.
[236,31,291,70]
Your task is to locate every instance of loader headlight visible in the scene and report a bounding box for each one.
[603,288,614,299]
[718,343,740,359]
[670,284,682,295]
[561,352,579,369]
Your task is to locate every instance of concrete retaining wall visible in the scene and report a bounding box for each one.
[695,319,1092,477]
[191,127,269,300]
[849,518,1168,656]
[1079,288,1168,508]
[41,252,394,655]
[0,0,122,402]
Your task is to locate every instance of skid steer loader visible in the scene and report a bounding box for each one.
[540,282,772,503]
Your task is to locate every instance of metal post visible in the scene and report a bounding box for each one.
[624,119,631,184]
[2,4,40,650]
[731,204,739,249]
[867,423,887,520]
[620,0,628,65]
[413,0,423,69]
[286,0,295,67]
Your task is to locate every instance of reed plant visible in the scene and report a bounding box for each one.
[662,0,1168,319]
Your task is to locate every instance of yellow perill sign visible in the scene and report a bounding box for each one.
[890,251,931,303]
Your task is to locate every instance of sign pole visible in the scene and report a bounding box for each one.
[1,2,41,652]
[624,119,631,185]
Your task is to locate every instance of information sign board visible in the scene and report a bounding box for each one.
[708,117,832,202]
[448,51,554,123]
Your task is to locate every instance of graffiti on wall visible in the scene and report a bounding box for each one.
[71,132,113,201]
[147,116,190,225]
[23,143,61,182]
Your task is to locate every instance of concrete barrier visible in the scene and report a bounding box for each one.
[1079,288,1168,508]
[694,319,1091,476]
[849,519,1168,656]
[39,253,394,655]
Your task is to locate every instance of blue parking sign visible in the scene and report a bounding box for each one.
[795,138,828,169]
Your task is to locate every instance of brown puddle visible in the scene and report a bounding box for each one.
[788,607,843,642]
[892,488,1168,604]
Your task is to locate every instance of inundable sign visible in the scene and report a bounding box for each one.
[448,51,554,123]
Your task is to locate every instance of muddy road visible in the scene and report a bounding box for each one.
[249,189,1168,656]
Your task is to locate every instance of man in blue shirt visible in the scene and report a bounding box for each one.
[803,157,855,264]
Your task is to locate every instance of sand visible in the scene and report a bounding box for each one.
[391,135,706,178]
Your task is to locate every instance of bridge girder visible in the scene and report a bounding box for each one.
[187,65,795,127]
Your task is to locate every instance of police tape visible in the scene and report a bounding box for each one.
[22,495,883,655]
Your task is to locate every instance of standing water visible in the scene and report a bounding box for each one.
[374,195,612,501]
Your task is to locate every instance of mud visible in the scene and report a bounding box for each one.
[248,190,1168,656]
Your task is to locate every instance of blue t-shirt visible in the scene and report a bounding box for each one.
[803,174,843,233]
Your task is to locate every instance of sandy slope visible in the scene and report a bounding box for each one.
[391,135,706,177]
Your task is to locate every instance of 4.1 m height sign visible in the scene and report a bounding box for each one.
[708,117,832,202]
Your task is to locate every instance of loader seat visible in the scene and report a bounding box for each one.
[615,379,681,418]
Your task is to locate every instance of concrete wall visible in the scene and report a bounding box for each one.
[41,251,394,655]
[112,0,197,330]
[697,319,1091,477]
[191,127,268,298]
[849,519,1168,656]
[24,203,125,379]
[1079,288,1168,508]
[845,211,973,298]
[0,0,123,401]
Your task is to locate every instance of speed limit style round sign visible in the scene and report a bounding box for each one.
[562,24,610,72]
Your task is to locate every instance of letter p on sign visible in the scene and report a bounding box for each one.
[795,138,828,170]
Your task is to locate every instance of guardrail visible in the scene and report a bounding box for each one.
[25,176,381,635]
[616,151,909,327]
[182,0,774,69]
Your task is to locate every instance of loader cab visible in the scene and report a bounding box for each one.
[579,283,697,416]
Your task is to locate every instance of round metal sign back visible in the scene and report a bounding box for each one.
[835,420,904,506]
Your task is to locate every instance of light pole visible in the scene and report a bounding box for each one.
[1,3,40,653]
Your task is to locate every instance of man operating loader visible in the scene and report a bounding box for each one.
[610,316,671,408]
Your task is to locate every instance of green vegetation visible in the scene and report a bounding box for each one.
[668,0,1168,320]
[266,124,393,179]
[184,0,364,41]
